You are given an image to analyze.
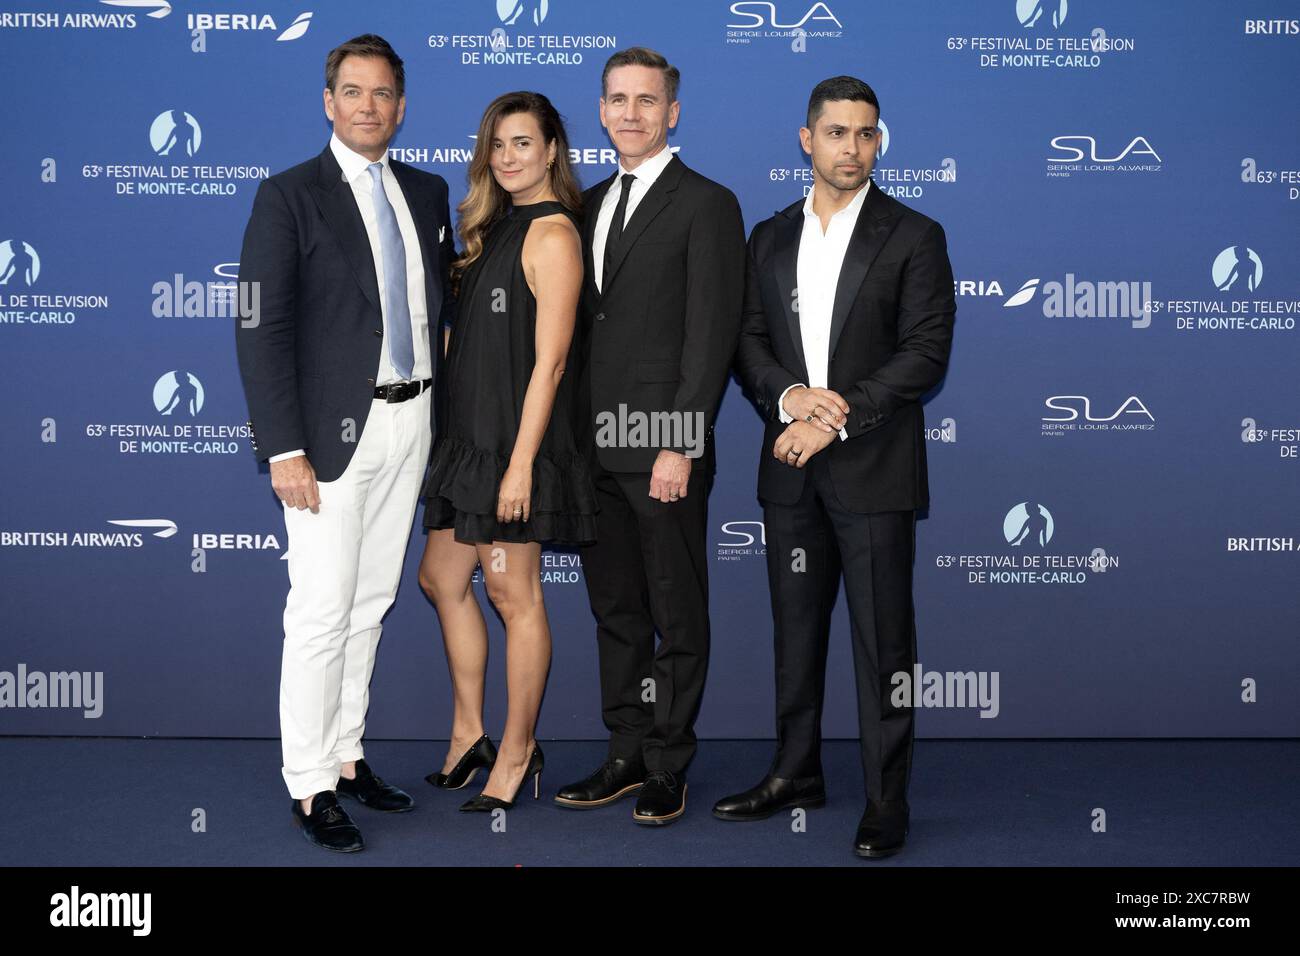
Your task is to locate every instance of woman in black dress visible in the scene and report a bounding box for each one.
[418,92,594,811]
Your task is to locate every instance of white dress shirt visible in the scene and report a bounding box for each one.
[591,144,676,293]
[778,179,874,441]
[270,133,431,463]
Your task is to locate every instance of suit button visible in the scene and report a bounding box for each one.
[366,377,375,385]
[373,328,383,337]
[595,312,606,322]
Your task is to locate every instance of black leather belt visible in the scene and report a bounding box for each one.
[374,378,432,403]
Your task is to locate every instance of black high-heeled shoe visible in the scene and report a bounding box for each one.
[425,734,498,790]
[459,743,545,812]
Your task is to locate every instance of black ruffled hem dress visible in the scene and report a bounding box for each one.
[422,200,596,546]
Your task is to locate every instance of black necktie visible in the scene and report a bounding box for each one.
[602,173,636,286]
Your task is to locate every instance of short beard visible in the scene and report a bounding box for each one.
[813,160,870,195]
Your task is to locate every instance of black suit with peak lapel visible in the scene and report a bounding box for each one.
[737,184,954,512]
[576,153,745,776]
[734,183,955,807]
[235,144,455,483]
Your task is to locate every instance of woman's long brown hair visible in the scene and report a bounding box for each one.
[454,91,582,287]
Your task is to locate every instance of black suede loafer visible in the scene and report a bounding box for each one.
[336,758,415,813]
[291,790,364,853]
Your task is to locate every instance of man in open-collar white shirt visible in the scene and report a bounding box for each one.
[590,143,676,293]
[775,178,873,441]
[724,77,957,859]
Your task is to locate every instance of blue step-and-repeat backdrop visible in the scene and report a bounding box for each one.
[1,1,1296,740]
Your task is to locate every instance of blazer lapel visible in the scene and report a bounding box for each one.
[307,146,381,312]
[771,207,807,381]
[391,160,442,337]
[828,183,897,357]
[584,172,614,301]
[601,154,682,292]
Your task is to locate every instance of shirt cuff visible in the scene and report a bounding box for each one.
[268,449,305,463]
[777,383,806,424]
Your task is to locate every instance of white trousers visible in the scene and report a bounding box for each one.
[279,390,431,799]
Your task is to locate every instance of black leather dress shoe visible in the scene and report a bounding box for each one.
[632,770,687,825]
[854,800,909,858]
[291,791,364,853]
[553,755,646,809]
[712,774,826,821]
[336,758,415,812]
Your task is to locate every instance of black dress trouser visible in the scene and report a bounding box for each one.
[581,460,712,775]
[762,452,918,805]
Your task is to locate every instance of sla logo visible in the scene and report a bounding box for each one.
[100,0,173,18]
[1048,135,1161,164]
[716,519,766,560]
[0,240,40,287]
[728,2,843,29]
[718,520,766,547]
[1211,245,1263,293]
[1043,395,1153,422]
[498,0,548,26]
[1017,0,1067,29]
[150,110,201,158]
[1003,501,1053,547]
[153,370,204,417]
[1042,396,1154,433]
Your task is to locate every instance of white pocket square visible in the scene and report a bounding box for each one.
[439,226,446,241]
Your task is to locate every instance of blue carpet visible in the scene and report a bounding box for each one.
[4,738,1295,866]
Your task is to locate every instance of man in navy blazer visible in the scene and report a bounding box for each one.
[235,34,455,852]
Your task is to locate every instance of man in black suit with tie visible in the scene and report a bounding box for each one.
[235,35,455,852]
[720,76,956,858]
[554,47,746,825]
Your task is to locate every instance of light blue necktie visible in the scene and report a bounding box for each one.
[367,162,414,380]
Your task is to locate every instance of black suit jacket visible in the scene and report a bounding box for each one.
[234,145,456,483]
[735,185,956,512]
[576,154,746,473]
